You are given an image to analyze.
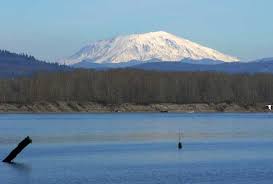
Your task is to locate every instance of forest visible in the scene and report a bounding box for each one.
[0,69,273,105]
[0,50,69,78]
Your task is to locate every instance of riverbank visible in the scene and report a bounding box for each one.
[0,101,268,113]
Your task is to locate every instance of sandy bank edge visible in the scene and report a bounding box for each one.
[0,102,269,113]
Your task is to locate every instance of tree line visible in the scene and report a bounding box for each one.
[0,69,273,105]
[0,50,69,78]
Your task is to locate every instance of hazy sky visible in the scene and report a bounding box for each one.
[1,0,273,62]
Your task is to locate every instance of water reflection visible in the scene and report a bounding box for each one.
[1,131,273,145]
[1,113,273,145]
[1,162,32,184]
[0,113,273,184]
[8,162,32,172]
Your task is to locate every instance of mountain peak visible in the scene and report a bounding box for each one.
[126,31,171,37]
[139,31,172,36]
[63,31,239,65]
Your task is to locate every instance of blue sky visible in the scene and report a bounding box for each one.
[1,0,273,62]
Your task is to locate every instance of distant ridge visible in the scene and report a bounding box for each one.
[0,50,69,78]
[130,59,273,74]
[62,31,239,65]
[73,58,224,69]
[72,57,273,74]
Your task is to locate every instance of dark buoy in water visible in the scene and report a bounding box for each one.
[178,131,183,150]
[178,142,182,149]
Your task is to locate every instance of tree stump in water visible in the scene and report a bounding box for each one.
[2,136,32,163]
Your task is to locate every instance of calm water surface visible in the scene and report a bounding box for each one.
[0,113,273,184]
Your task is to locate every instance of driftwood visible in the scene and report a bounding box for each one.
[2,136,32,163]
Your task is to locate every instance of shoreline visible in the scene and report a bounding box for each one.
[0,101,268,113]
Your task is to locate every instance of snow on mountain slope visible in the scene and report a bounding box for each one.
[63,31,239,65]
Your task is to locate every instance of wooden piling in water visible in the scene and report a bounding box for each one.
[2,136,32,163]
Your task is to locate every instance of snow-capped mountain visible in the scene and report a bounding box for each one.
[62,31,239,65]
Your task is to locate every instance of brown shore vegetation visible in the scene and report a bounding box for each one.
[0,69,272,112]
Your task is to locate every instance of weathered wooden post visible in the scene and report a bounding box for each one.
[2,136,32,163]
